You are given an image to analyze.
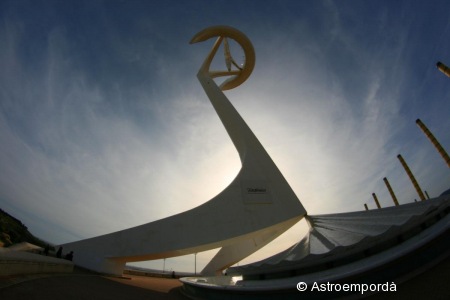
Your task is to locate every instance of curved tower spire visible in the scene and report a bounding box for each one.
[190,25,306,274]
[62,26,306,276]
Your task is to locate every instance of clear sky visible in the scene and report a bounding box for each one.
[1,0,449,273]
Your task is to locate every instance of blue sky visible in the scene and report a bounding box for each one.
[1,0,449,272]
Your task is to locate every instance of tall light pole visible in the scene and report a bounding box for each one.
[383,177,399,206]
[416,119,450,168]
[397,154,426,201]
[437,61,450,77]
[372,193,381,209]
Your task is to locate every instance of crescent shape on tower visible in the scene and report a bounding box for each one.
[190,25,255,91]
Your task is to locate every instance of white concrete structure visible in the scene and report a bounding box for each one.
[62,26,306,276]
[0,248,73,276]
[228,193,450,278]
[180,191,450,299]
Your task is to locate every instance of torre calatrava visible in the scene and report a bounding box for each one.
[61,25,306,277]
[179,26,450,300]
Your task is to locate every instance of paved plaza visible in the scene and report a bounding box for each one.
[0,270,187,300]
[0,257,449,300]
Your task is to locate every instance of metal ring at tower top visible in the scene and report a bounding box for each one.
[190,25,255,91]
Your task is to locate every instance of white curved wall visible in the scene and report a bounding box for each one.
[62,26,306,276]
